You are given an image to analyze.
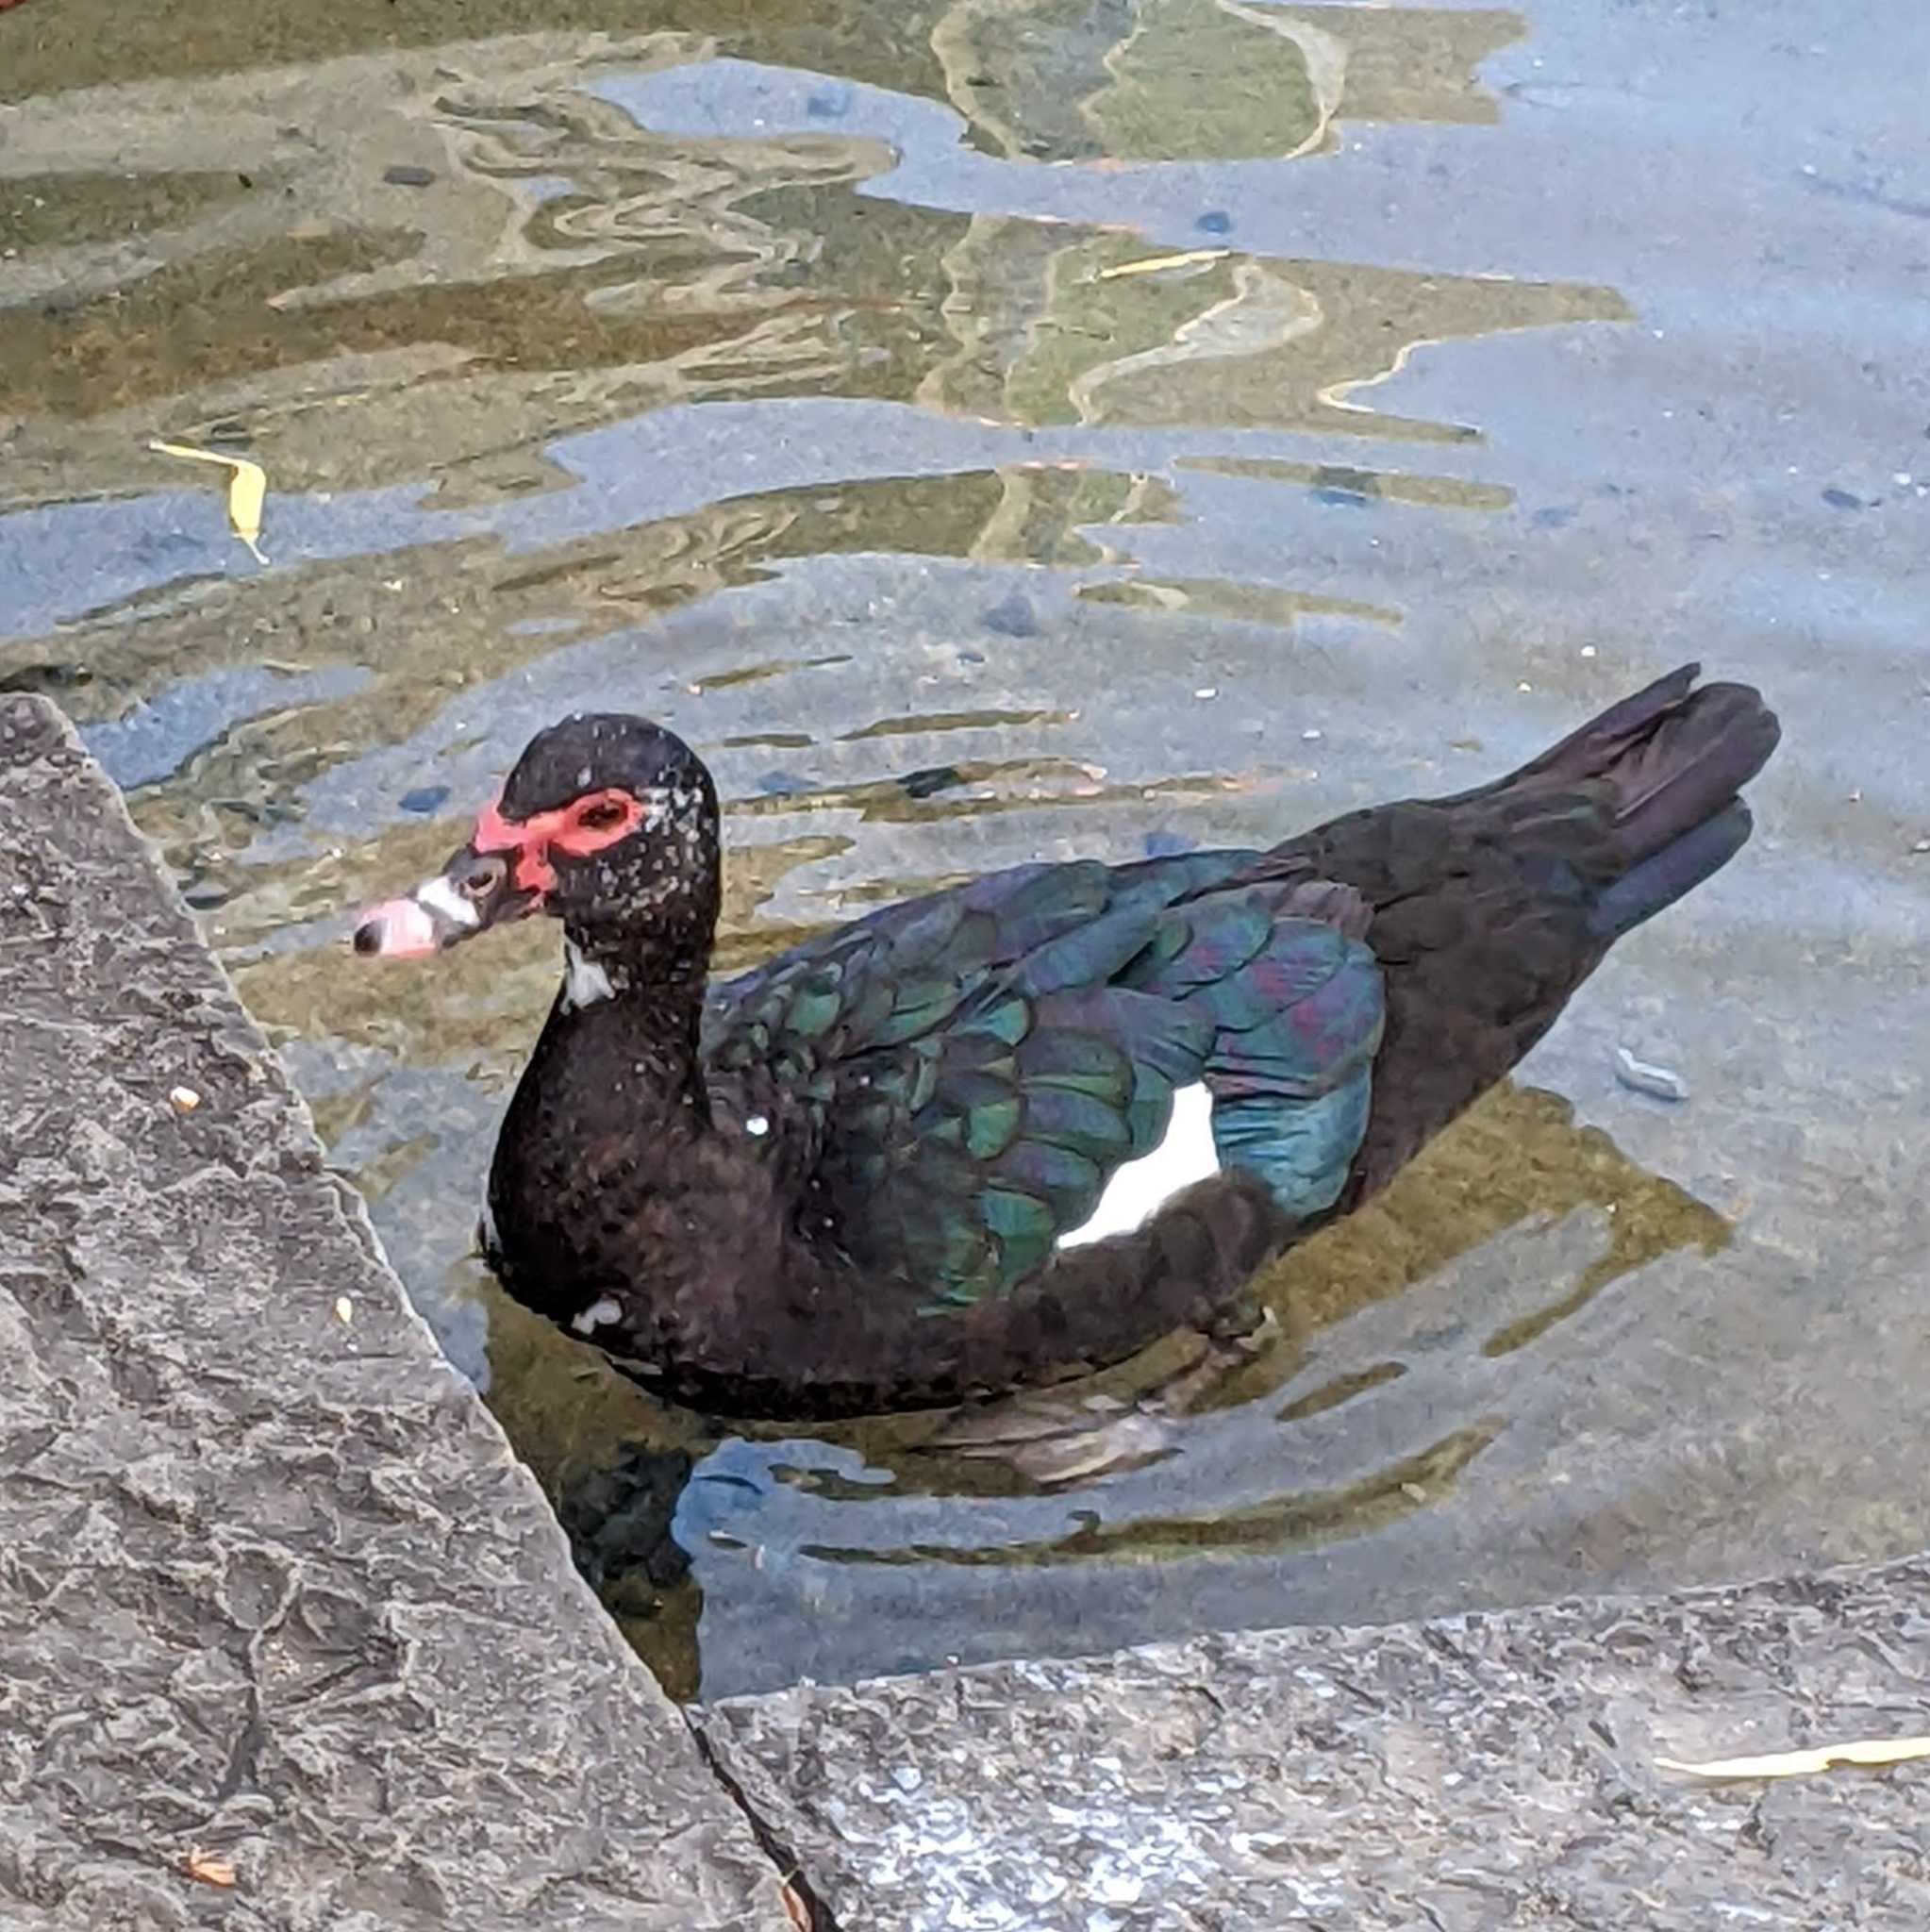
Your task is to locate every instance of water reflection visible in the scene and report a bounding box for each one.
[1,2,1527,161]
[6,0,1925,1700]
[920,221,1623,434]
[936,2,1524,163]
[3,11,1617,521]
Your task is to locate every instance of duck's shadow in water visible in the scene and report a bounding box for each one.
[482,1078,1728,1698]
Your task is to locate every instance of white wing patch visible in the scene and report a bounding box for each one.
[1057,1082,1220,1249]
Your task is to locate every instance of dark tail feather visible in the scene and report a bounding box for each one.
[1495,661,1705,794]
[1484,660,1780,902]
[1595,676,1778,864]
[1588,797,1753,939]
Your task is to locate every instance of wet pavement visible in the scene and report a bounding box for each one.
[4,0,1927,1700]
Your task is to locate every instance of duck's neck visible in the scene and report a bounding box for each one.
[541,932,713,1129]
[489,932,718,1325]
[560,920,711,1009]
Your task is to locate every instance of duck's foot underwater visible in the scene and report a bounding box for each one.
[920,1306,1285,1486]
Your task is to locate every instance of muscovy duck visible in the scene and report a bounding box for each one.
[355,665,1777,1419]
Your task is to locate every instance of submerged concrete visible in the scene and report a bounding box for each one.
[702,1553,1930,1929]
[0,692,788,1928]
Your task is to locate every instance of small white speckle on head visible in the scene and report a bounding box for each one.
[1057,1083,1220,1249]
[571,1293,623,1336]
[576,765,591,788]
[415,874,479,928]
[560,941,616,1012]
[745,1113,770,1137]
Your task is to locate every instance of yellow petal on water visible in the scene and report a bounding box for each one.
[147,440,269,563]
[1656,1736,1930,1780]
[1094,248,1229,280]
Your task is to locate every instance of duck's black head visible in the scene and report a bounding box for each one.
[354,714,721,996]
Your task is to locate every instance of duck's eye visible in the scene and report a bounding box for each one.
[575,798,626,831]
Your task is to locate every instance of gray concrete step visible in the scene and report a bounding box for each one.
[701,1551,1930,1929]
[0,694,790,1930]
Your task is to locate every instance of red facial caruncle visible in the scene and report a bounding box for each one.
[472,787,651,903]
[353,784,655,959]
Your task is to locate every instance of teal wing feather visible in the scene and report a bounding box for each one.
[700,852,1385,1304]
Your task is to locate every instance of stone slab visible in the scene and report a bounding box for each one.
[702,1552,1930,1930]
[0,694,789,1930]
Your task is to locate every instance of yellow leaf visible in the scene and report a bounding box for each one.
[1094,248,1229,280]
[185,1846,236,1888]
[1656,1735,1930,1780]
[148,440,269,563]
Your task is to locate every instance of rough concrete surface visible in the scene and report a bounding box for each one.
[0,692,789,1929]
[702,1554,1930,1931]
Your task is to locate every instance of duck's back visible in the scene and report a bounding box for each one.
[708,664,1776,1245]
[700,850,1386,1300]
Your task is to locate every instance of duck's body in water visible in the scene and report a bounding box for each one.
[356,665,1779,1420]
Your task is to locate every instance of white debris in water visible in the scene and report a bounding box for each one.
[1193,687,1218,700]
[1615,1047,1689,1103]
[745,1113,771,1137]
[334,1296,354,1324]
[168,1085,201,1113]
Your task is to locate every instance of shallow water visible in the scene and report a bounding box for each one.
[4,0,1928,1699]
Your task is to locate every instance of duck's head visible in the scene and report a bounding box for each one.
[354,714,721,990]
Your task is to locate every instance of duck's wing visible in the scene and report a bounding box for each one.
[702,854,1384,1306]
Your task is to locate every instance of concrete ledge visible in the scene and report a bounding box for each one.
[701,1550,1930,1928]
[0,695,788,1928]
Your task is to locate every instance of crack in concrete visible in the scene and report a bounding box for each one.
[688,1717,843,1932]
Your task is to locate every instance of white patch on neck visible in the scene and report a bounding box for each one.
[560,941,615,1012]
[1057,1082,1219,1249]
[414,874,478,928]
[572,1294,624,1336]
[477,1188,499,1258]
